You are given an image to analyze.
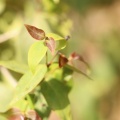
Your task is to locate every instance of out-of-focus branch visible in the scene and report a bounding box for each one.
[0,67,17,87]
[0,30,20,43]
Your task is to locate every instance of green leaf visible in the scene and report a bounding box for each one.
[14,99,28,112]
[9,64,47,107]
[56,40,67,50]
[46,33,67,50]
[0,61,28,74]
[28,41,47,72]
[0,115,7,120]
[0,83,14,113]
[46,33,64,41]
[41,79,71,120]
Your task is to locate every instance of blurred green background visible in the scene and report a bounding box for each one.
[0,0,120,120]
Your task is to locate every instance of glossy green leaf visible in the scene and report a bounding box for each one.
[9,64,47,107]
[41,79,71,120]
[0,61,28,74]
[46,33,67,50]
[28,41,47,72]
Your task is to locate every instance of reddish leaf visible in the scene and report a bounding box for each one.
[8,115,24,120]
[66,64,92,80]
[24,24,45,40]
[45,37,56,55]
[59,53,68,68]
[26,110,42,120]
[69,52,90,71]
[8,108,24,120]
[70,52,84,61]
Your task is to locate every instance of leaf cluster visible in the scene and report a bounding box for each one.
[0,25,91,120]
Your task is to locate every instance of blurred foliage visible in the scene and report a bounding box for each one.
[1,0,120,120]
[63,0,114,12]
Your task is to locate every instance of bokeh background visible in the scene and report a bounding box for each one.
[0,0,120,120]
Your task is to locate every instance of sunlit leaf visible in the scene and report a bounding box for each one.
[45,37,56,55]
[56,40,67,50]
[0,115,7,120]
[0,83,14,113]
[46,33,64,41]
[41,79,71,120]
[28,41,47,72]
[13,99,28,112]
[46,63,62,81]
[0,61,28,74]
[59,53,68,68]
[25,24,45,40]
[9,65,47,106]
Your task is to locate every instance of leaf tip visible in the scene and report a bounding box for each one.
[24,24,46,40]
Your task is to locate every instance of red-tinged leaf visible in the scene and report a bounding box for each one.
[45,37,56,55]
[8,108,24,120]
[26,110,42,120]
[59,53,68,68]
[8,115,24,120]
[70,52,83,61]
[66,64,92,80]
[69,52,90,70]
[24,24,45,40]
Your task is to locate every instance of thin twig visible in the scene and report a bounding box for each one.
[46,52,48,66]
[0,30,20,43]
[48,51,59,66]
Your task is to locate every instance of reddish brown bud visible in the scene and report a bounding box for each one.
[59,53,68,68]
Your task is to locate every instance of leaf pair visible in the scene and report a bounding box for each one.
[9,65,47,107]
[0,61,47,113]
[58,52,92,79]
[25,24,56,55]
[25,24,67,52]
[25,24,67,72]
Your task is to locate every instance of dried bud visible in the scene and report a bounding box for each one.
[59,53,68,68]
[65,35,70,40]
